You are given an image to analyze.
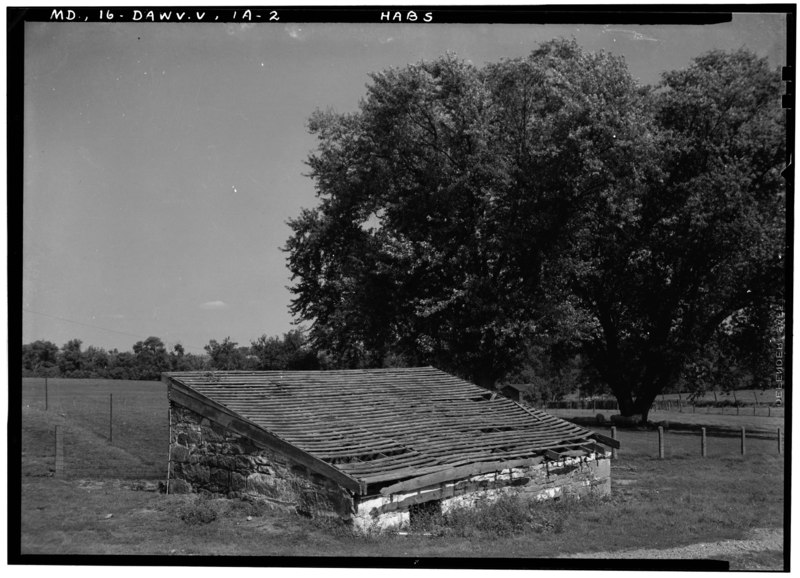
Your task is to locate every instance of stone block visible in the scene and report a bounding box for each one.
[234,455,252,471]
[215,455,235,470]
[185,429,202,445]
[210,467,230,489]
[255,463,275,476]
[182,463,210,484]
[246,473,276,495]
[231,471,247,491]
[170,445,190,462]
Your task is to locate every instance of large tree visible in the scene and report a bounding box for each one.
[285,43,785,419]
[286,40,647,387]
[567,50,785,420]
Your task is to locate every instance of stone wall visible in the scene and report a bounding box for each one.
[353,454,611,531]
[168,403,354,518]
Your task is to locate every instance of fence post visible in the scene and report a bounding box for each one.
[109,393,113,444]
[166,407,172,495]
[611,426,618,459]
[778,427,782,455]
[658,426,665,459]
[45,377,48,411]
[740,426,746,455]
[701,427,707,458]
[54,425,64,477]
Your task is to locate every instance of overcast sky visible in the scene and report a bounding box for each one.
[22,12,787,354]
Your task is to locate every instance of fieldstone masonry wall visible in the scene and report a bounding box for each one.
[168,404,355,518]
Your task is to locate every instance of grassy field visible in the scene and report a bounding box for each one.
[21,378,167,479]
[547,408,785,439]
[16,378,786,568]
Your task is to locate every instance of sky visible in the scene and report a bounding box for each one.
[21,11,788,354]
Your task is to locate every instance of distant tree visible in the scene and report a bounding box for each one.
[22,340,60,375]
[108,350,137,380]
[250,329,320,370]
[83,345,110,378]
[57,339,84,376]
[132,336,170,380]
[205,337,247,370]
[502,345,600,405]
[249,334,286,369]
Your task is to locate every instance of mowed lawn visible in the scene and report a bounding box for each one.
[17,378,786,567]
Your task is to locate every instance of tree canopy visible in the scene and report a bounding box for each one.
[286,41,785,420]
[566,49,786,418]
[287,41,651,387]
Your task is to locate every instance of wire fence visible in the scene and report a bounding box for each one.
[540,398,785,418]
[21,377,169,480]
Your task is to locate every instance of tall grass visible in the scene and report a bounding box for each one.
[408,493,574,538]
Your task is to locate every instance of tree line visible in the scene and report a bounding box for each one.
[21,330,321,381]
[285,40,786,421]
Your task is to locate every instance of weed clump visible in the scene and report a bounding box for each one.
[177,497,218,525]
[408,494,576,538]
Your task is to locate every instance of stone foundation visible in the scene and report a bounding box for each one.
[169,402,611,530]
[353,454,610,531]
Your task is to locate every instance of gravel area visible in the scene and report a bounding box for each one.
[561,527,783,565]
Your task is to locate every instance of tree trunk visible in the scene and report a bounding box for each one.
[615,390,636,417]
[634,394,657,424]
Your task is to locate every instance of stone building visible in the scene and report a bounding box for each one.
[163,367,617,531]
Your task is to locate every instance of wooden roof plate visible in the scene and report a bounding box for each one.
[163,367,596,488]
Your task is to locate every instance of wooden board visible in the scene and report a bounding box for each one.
[379,456,545,496]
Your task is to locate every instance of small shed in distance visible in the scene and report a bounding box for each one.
[163,367,616,530]
[497,382,537,404]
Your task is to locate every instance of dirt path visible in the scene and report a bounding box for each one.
[562,527,783,566]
